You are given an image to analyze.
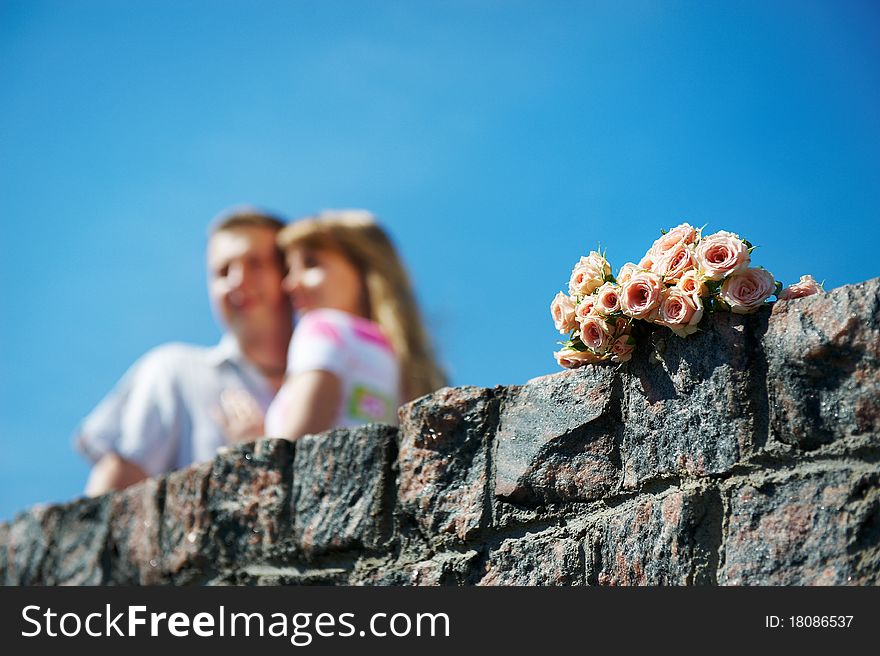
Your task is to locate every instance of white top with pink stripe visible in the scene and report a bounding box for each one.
[265,308,400,433]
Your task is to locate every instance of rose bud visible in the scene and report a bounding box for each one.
[647,222,699,258]
[554,348,603,369]
[568,251,611,297]
[778,274,824,301]
[550,291,578,334]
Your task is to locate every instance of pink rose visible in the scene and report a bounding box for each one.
[694,230,750,281]
[676,269,707,299]
[594,282,622,315]
[574,295,596,324]
[611,316,631,337]
[554,348,603,369]
[648,222,699,257]
[616,262,639,285]
[568,251,611,297]
[579,315,613,354]
[778,274,824,301]
[653,241,697,282]
[619,271,664,320]
[719,267,776,314]
[656,289,704,337]
[611,334,636,363]
[638,252,656,272]
[550,292,577,334]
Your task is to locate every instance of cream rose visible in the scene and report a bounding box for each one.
[616,262,639,285]
[574,295,597,324]
[676,269,707,299]
[619,271,664,320]
[653,241,697,282]
[656,289,704,337]
[778,274,824,301]
[568,251,611,297]
[648,222,699,257]
[611,334,636,363]
[554,348,603,369]
[694,230,750,281]
[594,282,622,315]
[550,292,577,334]
[579,315,613,354]
[719,267,776,314]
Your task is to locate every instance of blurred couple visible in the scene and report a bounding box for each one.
[76,208,445,496]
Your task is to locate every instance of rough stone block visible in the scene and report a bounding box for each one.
[39,496,110,585]
[211,564,349,586]
[154,439,295,581]
[0,522,9,585]
[207,438,294,562]
[398,387,498,543]
[620,311,767,488]
[494,367,620,505]
[106,477,163,584]
[764,278,880,449]
[719,467,880,585]
[355,551,480,585]
[159,461,213,580]
[478,529,583,585]
[584,487,721,585]
[3,505,63,585]
[347,557,407,585]
[292,425,396,556]
[408,550,481,585]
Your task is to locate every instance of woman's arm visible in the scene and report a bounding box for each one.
[265,370,342,441]
[85,452,148,496]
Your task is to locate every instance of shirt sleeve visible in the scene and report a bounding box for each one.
[287,310,351,378]
[73,347,183,478]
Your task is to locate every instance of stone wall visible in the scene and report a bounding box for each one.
[2,278,878,585]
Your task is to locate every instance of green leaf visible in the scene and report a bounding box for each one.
[566,336,588,352]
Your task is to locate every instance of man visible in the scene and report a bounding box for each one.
[76,208,293,495]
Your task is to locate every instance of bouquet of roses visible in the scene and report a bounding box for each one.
[551,223,824,369]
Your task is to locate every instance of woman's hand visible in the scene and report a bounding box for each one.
[216,388,265,444]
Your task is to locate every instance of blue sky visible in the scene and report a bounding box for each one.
[2,0,879,521]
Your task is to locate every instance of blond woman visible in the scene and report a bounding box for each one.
[220,210,445,442]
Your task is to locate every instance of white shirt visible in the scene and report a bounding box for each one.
[74,335,275,477]
[265,308,400,435]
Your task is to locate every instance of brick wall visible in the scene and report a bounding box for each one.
[2,278,878,585]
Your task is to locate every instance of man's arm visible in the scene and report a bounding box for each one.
[85,452,149,496]
[77,346,182,496]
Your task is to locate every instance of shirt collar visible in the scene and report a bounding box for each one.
[206,333,245,367]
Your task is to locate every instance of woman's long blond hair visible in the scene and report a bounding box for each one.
[277,210,446,403]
